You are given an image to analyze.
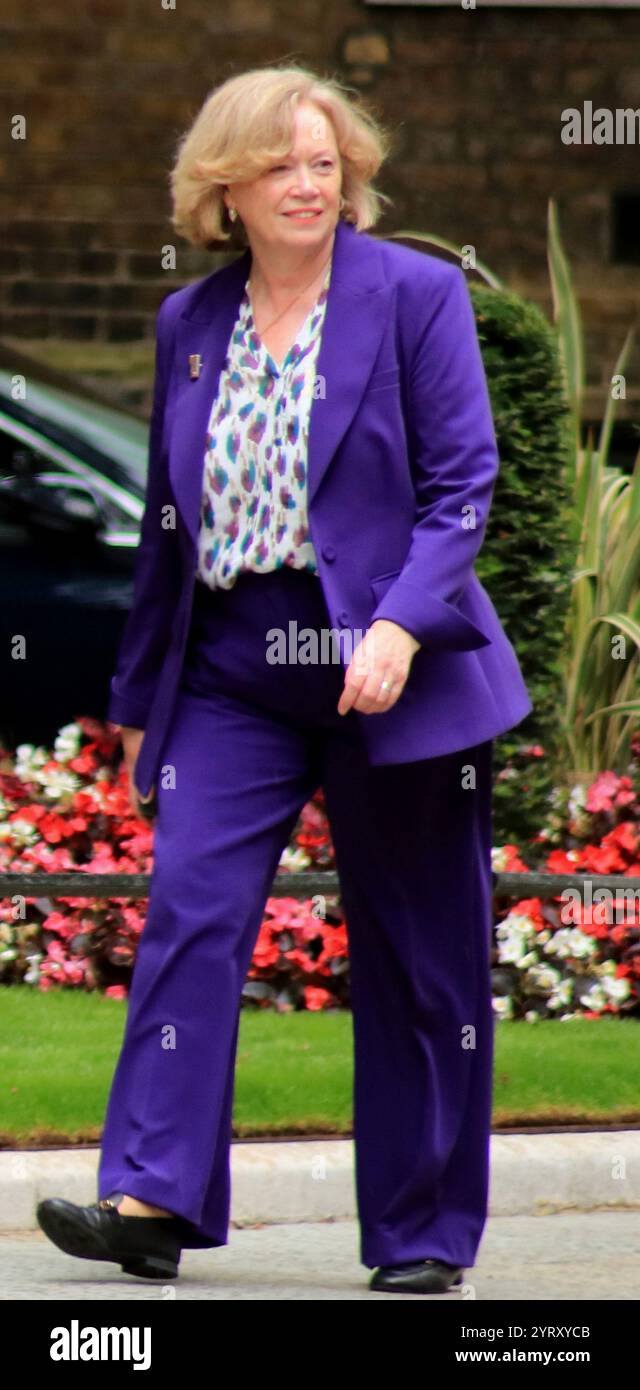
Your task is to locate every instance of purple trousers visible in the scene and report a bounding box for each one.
[98,565,495,1269]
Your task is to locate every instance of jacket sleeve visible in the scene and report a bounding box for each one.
[106,294,183,728]
[370,264,498,651]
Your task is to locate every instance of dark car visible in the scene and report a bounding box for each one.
[0,344,149,750]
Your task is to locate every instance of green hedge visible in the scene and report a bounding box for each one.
[470,282,575,852]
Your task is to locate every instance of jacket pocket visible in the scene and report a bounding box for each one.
[366,367,401,393]
[370,569,402,600]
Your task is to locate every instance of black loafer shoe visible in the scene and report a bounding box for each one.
[35,1191,183,1279]
[370,1257,464,1294]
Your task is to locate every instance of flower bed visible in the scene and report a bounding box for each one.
[492,762,640,1021]
[1,720,639,1018]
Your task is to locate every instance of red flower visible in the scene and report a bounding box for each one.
[545,848,584,874]
[497,844,531,873]
[251,921,281,969]
[8,803,46,826]
[603,821,640,856]
[581,843,626,874]
[69,751,98,776]
[585,772,636,814]
[41,913,69,936]
[303,986,332,1011]
[283,947,316,972]
[316,924,349,965]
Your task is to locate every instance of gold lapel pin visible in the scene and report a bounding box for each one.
[188,353,203,380]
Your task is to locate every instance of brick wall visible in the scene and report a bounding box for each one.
[1,0,639,415]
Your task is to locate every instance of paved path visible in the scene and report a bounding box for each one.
[4,1211,640,1300]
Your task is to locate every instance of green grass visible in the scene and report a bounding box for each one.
[1,990,639,1147]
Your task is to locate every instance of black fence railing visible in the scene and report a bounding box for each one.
[1,871,640,899]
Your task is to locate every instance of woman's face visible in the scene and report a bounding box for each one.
[224,99,343,253]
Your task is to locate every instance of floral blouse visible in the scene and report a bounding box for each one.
[195,257,332,590]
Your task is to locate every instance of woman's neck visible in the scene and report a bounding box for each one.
[248,231,335,309]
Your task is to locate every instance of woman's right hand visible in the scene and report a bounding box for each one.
[120,726,157,820]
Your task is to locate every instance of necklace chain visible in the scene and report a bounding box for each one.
[249,247,333,339]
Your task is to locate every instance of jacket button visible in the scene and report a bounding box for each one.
[322,545,336,562]
[337,610,349,626]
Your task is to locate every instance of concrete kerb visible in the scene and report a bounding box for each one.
[2,1131,640,1232]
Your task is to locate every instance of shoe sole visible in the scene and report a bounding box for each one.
[36,1203,179,1280]
[120,1256,179,1279]
[370,1269,464,1293]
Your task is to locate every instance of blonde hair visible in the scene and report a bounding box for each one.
[168,63,394,250]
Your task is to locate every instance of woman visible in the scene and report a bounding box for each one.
[37,64,532,1294]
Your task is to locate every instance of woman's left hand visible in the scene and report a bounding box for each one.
[337,619,421,716]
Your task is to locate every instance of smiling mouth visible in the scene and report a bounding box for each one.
[283,210,323,218]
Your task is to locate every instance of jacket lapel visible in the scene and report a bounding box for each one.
[167,220,394,548]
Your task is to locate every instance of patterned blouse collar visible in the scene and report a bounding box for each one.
[230,257,333,384]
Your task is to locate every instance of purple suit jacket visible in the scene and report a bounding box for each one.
[108,219,532,797]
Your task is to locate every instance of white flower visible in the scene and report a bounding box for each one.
[278,845,311,872]
[602,976,631,1004]
[523,963,562,993]
[495,911,537,964]
[568,782,588,819]
[547,978,574,1010]
[39,768,82,799]
[492,995,513,1019]
[0,817,38,845]
[495,931,528,965]
[12,739,82,798]
[577,983,606,1011]
[53,723,83,763]
[544,928,596,961]
[14,744,48,783]
[23,952,42,986]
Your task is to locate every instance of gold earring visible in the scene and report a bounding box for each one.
[228,206,238,222]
